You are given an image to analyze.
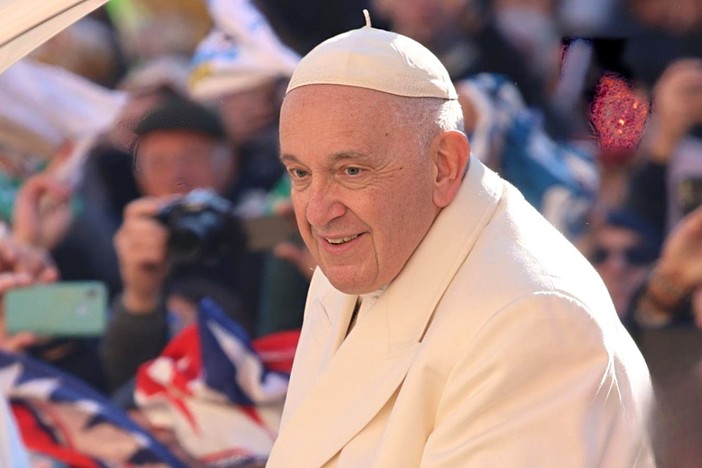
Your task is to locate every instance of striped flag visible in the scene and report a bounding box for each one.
[0,350,185,467]
[135,298,299,466]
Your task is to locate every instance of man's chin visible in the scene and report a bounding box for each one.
[323,269,375,296]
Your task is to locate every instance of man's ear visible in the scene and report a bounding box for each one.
[432,130,470,208]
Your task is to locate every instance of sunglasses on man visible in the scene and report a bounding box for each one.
[590,245,656,266]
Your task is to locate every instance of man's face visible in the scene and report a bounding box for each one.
[280,85,441,294]
[135,130,234,197]
[590,225,654,316]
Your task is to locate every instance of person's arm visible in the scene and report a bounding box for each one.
[113,197,170,313]
[630,205,702,328]
[103,196,183,393]
[631,265,693,328]
[11,173,73,251]
[100,293,169,393]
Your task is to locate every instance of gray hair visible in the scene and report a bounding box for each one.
[392,97,465,153]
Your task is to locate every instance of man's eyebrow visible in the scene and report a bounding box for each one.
[329,151,367,162]
[280,153,299,163]
[280,151,369,163]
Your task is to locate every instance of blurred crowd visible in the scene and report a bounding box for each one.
[1,0,702,466]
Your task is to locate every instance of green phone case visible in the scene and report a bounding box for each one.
[4,281,107,337]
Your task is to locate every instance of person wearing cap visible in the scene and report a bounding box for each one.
[102,97,255,395]
[266,13,654,467]
[188,0,300,193]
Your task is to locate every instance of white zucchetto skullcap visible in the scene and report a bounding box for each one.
[286,10,457,100]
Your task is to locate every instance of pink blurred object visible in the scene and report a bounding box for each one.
[590,73,650,166]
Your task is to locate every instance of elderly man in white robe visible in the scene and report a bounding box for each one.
[267,11,655,468]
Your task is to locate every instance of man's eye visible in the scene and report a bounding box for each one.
[290,168,308,178]
[345,167,362,176]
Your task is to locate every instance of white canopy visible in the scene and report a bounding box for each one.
[0,0,108,74]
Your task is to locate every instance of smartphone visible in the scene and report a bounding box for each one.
[4,281,107,337]
[243,214,300,251]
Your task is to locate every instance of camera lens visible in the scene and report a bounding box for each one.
[155,189,245,266]
[167,211,223,263]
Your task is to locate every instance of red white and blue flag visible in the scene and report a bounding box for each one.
[135,298,299,466]
[0,350,185,467]
[0,298,299,466]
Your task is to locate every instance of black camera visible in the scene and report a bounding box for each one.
[154,189,246,266]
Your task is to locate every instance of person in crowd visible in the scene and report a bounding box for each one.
[54,55,193,299]
[626,58,702,239]
[101,98,254,394]
[188,0,299,199]
[585,209,659,320]
[266,13,654,467]
[54,55,190,292]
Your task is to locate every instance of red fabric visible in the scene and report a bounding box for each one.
[253,329,301,373]
[12,402,99,468]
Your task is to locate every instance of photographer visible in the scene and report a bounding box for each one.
[102,98,255,394]
[627,58,702,239]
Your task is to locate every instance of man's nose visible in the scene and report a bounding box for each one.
[603,252,631,274]
[305,178,345,227]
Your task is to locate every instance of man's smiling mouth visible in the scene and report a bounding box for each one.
[325,234,360,245]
